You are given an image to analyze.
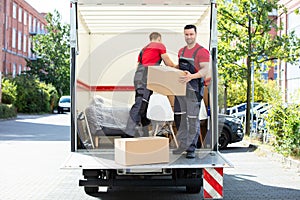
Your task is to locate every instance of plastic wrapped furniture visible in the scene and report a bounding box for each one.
[83,96,130,147]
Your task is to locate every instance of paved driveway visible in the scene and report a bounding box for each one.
[0,113,299,200]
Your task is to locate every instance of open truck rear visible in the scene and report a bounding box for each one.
[68,0,232,198]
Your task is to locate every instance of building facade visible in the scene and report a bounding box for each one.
[0,0,47,102]
[278,0,300,103]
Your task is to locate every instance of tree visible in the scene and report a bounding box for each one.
[13,74,51,113]
[26,10,70,96]
[217,0,300,135]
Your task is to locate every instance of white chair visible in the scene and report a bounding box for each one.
[147,93,178,148]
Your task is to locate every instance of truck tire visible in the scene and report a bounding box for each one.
[84,186,98,195]
[186,184,201,193]
[219,128,230,149]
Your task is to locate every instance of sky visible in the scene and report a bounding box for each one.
[25,0,70,24]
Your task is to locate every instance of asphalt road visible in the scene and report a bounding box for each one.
[0,113,299,200]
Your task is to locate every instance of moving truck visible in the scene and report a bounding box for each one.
[68,0,232,198]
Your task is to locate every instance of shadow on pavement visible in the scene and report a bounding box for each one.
[220,144,257,154]
[83,173,300,200]
[0,114,70,141]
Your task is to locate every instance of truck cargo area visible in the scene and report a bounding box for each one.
[70,0,229,198]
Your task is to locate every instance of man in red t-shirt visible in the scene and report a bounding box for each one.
[124,32,176,138]
[173,25,210,158]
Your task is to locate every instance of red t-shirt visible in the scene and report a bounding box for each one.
[178,43,210,72]
[138,42,167,66]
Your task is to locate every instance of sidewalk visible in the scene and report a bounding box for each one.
[242,138,300,173]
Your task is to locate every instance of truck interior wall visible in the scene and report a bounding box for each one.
[76,30,210,111]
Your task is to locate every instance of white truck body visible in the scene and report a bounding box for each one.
[68,0,232,198]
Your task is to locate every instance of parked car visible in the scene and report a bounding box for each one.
[200,100,244,149]
[58,96,71,114]
[218,114,244,149]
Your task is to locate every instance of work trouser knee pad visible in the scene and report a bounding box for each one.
[174,113,187,131]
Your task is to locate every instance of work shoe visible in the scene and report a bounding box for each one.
[186,151,195,159]
[172,147,186,155]
[122,133,134,138]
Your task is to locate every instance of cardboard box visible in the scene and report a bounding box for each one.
[114,137,169,166]
[147,66,186,96]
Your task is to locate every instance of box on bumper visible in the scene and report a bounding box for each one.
[147,66,186,96]
[114,137,169,166]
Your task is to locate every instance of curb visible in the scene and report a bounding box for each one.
[244,140,300,173]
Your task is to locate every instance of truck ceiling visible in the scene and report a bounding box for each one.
[76,0,212,34]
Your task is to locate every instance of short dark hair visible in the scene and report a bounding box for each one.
[149,32,161,41]
[184,24,197,33]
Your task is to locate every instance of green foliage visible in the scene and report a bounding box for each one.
[265,103,300,157]
[217,0,300,134]
[45,83,59,113]
[257,80,281,103]
[13,74,57,113]
[26,10,70,96]
[219,78,278,109]
[0,104,17,119]
[1,78,17,104]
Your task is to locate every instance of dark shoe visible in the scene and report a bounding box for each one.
[122,133,134,138]
[172,147,186,155]
[186,151,195,159]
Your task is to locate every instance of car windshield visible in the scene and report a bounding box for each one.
[60,97,70,103]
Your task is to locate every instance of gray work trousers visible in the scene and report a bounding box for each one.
[174,90,202,152]
[125,65,152,137]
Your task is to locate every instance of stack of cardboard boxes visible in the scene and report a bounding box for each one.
[114,66,186,165]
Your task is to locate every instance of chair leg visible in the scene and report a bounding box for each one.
[153,123,159,136]
[168,123,178,148]
[94,136,99,148]
[199,132,204,148]
[83,110,95,149]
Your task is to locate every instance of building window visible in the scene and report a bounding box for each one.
[12,28,17,48]
[24,11,27,25]
[33,18,37,32]
[18,7,22,22]
[5,15,8,30]
[23,65,27,72]
[28,37,32,58]
[13,63,17,78]
[19,65,22,75]
[29,15,32,32]
[37,21,40,33]
[13,3,17,19]
[23,34,27,52]
[18,31,22,50]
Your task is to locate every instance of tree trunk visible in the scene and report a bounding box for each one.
[246,14,252,136]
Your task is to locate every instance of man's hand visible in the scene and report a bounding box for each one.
[179,71,193,83]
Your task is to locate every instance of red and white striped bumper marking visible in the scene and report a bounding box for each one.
[203,168,223,199]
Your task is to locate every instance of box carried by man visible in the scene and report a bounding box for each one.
[147,66,186,96]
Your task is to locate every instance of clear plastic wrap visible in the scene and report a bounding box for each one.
[84,96,130,135]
